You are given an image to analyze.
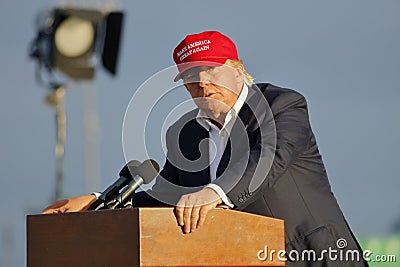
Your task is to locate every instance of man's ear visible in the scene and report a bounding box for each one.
[234,66,245,83]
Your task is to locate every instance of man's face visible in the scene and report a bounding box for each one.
[182,64,244,123]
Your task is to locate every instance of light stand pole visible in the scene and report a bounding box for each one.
[45,84,66,201]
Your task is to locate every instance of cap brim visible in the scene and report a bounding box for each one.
[174,60,225,82]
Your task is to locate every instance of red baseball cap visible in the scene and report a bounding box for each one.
[173,31,239,81]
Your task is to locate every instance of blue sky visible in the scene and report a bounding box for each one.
[1,1,399,266]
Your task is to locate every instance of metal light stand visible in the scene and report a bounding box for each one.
[45,84,66,201]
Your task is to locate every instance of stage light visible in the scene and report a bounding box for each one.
[29,6,124,200]
[30,7,124,80]
[54,17,95,58]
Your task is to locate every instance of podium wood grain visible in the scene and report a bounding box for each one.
[27,208,285,267]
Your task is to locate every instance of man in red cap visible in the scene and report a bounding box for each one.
[43,31,368,266]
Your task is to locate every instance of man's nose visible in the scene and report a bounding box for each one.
[198,71,211,88]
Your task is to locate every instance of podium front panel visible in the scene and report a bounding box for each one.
[27,208,285,266]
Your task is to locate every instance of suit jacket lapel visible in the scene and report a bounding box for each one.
[182,84,267,183]
[216,84,259,177]
[178,117,211,186]
[216,138,231,178]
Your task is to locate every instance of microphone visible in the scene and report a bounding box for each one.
[87,160,141,210]
[107,159,159,209]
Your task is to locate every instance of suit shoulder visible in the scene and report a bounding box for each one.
[254,83,307,114]
[165,109,199,137]
[255,83,305,101]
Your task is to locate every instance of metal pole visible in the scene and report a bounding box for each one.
[46,86,66,201]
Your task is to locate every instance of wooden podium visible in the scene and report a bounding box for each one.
[27,208,285,267]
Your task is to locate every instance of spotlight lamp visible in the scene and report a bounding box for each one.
[30,7,124,80]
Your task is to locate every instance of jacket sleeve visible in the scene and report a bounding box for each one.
[131,160,178,207]
[213,91,313,209]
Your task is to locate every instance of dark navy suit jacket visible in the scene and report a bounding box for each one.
[133,83,368,267]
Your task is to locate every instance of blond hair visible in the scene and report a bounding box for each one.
[225,59,255,85]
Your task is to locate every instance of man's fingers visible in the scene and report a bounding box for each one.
[176,195,197,233]
[42,208,56,214]
[175,191,222,234]
[175,190,222,234]
[197,205,213,229]
[183,205,193,234]
[41,206,54,214]
[175,198,186,226]
[59,206,68,213]
[42,195,96,214]
[190,206,201,232]
[42,199,68,214]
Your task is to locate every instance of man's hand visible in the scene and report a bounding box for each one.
[175,188,222,234]
[42,195,97,214]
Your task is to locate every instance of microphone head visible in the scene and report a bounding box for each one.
[137,159,160,184]
[119,160,141,179]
